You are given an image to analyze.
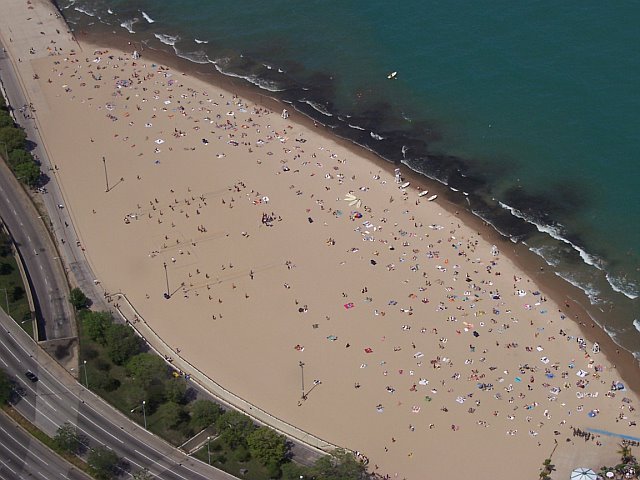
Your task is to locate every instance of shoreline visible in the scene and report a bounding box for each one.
[57,3,640,319]
[75,25,640,390]
[2,2,639,477]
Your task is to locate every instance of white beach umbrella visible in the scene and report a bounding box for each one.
[570,467,598,480]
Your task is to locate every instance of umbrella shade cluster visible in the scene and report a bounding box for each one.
[570,468,598,480]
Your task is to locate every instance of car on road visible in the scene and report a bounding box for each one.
[25,370,38,382]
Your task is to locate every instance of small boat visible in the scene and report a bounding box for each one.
[418,190,429,197]
[427,195,438,201]
[387,71,397,80]
[400,182,410,189]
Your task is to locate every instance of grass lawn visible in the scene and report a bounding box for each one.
[0,233,34,337]
[193,438,273,480]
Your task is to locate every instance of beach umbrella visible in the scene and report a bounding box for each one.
[570,467,598,480]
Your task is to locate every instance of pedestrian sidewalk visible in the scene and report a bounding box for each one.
[110,292,337,455]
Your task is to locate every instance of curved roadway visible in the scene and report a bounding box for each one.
[1,309,237,479]
[0,411,90,480]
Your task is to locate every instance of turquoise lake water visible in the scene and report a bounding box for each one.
[56,0,639,351]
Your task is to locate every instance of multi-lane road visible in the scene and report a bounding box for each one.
[0,411,90,480]
[0,45,75,341]
[1,309,238,479]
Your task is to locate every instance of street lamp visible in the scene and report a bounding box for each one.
[102,156,110,192]
[163,262,170,299]
[298,361,305,399]
[82,360,89,388]
[207,436,212,465]
[142,400,147,429]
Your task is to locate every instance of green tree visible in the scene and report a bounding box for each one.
[14,160,40,187]
[0,369,11,405]
[54,422,82,454]
[87,446,120,480]
[125,353,167,387]
[0,126,26,154]
[69,287,88,310]
[105,323,142,365]
[247,426,287,467]
[190,400,223,431]
[7,149,31,168]
[0,262,13,275]
[618,443,636,464]
[132,468,153,480]
[89,369,120,392]
[164,377,187,403]
[312,449,368,480]
[81,310,112,345]
[0,112,13,129]
[156,401,185,429]
[281,461,309,480]
[11,285,24,302]
[215,410,255,449]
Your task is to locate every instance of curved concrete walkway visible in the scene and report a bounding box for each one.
[110,291,338,454]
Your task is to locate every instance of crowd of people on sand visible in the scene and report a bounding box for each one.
[35,44,640,479]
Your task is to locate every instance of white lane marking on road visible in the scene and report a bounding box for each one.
[0,356,7,367]
[133,450,192,480]
[8,332,36,359]
[40,379,61,399]
[0,436,27,464]
[37,471,49,480]
[0,338,21,363]
[0,426,50,467]
[122,455,144,470]
[17,395,61,429]
[8,333,212,474]
[77,411,125,444]
[68,421,101,446]
[0,459,18,477]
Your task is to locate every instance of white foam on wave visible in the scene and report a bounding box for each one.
[348,124,365,131]
[298,100,332,117]
[527,244,561,267]
[174,48,209,65]
[498,201,604,269]
[634,319,640,334]
[74,5,97,17]
[210,60,285,92]
[195,39,209,44]
[370,132,384,141]
[154,33,179,46]
[141,11,155,23]
[468,209,514,239]
[120,18,138,34]
[606,273,639,300]
[554,271,601,305]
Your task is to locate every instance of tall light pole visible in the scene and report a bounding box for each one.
[207,436,212,465]
[142,400,147,429]
[102,156,110,192]
[299,361,305,399]
[82,360,89,388]
[163,262,170,299]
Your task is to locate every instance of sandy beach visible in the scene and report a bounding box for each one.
[1,1,640,478]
